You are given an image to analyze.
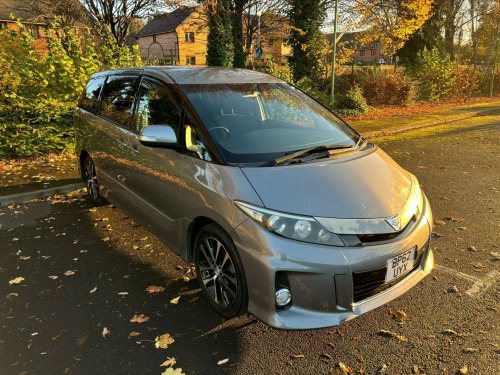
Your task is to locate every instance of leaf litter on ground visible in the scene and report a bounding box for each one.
[130,314,149,323]
[155,334,175,349]
[378,329,408,342]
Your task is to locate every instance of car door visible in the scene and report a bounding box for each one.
[124,76,184,252]
[91,74,139,212]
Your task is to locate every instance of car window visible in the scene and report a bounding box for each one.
[184,114,211,162]
[100,76,138,128]
[136,78,181,135]
[79,76,106,113]
[181,83,359,165]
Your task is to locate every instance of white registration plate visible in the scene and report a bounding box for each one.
[385,247,416,283]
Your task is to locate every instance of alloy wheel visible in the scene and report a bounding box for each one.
[84,158,99,201]
[198,237,238,308]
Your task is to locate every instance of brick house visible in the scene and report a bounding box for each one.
[130,7,208,66]
[245,17,291,68]
[0,0,93,54]
[327,32,388,65]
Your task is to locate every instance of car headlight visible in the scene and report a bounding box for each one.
[410,175,424,217]
[234,201,345,246]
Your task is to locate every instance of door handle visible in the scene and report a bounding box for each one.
[117,138,127,147]
[129,144,139,154]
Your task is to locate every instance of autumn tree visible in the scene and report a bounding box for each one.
[81,0,160,45]
[397,0,445,65]
[287,0,328,82]
[349,0,434,64]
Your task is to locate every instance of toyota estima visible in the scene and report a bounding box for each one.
[75,66,433,329]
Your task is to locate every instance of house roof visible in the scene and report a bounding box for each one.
[326,32,379,49]
[0,0,94,26]
[0,0,40,21]
[136,8,194,37]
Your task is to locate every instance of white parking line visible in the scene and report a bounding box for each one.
[435,264,500,296]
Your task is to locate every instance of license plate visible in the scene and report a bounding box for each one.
[385,247,416,283]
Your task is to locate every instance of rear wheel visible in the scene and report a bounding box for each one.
[194,223,248,317]
[83,155,106,206]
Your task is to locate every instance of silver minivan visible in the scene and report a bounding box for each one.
[75,66,433,329]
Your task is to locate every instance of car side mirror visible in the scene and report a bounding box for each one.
[139,125,177,147]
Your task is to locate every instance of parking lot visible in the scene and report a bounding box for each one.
[1,114,499,374]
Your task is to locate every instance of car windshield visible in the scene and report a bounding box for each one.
[181,83,360,165]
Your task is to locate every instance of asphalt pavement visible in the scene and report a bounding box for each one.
[0,114,499,375]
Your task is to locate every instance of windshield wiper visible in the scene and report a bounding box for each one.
[273,143,353,166]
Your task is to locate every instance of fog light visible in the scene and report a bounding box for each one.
[275,288,292,307]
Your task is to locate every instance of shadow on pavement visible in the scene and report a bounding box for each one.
[0,195,248,374]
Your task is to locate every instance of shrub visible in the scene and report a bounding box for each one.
[449,65,481,101]
[411,47,456,101]
[265,57,295,84]
[0,20,142,160]
[361,70,415,106]
[335,86,369,116]
[333,67,415,107]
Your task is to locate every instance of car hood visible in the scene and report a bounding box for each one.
[240,147,412,219]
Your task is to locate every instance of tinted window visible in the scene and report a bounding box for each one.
[181,83,359,165]
[100,76,138,127]
[136,78,181,135]
[79,76,106,113]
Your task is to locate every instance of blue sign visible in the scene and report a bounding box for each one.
[256,47,263,58]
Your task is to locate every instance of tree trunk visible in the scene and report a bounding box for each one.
[231,0,246,68]
[444,21,455,58]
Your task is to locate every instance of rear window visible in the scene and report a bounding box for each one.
[99,76,138,128]
[79,76,106,113]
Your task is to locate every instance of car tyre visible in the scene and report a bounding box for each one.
[83,155,107,206]
[194,223,248,318]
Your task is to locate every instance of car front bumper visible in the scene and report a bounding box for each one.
[230,195,433,330]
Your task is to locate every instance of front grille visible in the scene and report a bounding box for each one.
[351,238,429,303]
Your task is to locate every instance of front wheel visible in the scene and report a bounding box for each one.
[194,223,248,318]
[83,155,107,206]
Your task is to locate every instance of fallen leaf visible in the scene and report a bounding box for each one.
[129,331,141,337]
[393,310,407,322]
[327,342,336,349]
[64,270,75,276]
[90,287,97,293]
[145,285,165,293]
[468,246,478,252]
[161,357,176,367]
[435,220,446,226]
[459,365,468,374]
[183,277,190,282]
[335,362,353,374]
[130,314,149,323]
[490,252,500,259]
[161,368,185,375]
[433,232,444,238]
[448,285,459,293]
[155,334,175,349]
[102,327,110,338]
[291,354,304,359]
[322,353,333,360]
[378,329,408,342]
[170,296,180,304]
[443,329,458,335]
[118,292,129,295]
[188,296,200,303]
[463,348,478,353]
[9,277,24,284]
[378,363,389,374]
[217,358,229,365]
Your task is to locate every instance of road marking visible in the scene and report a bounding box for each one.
[435,264,500,296]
